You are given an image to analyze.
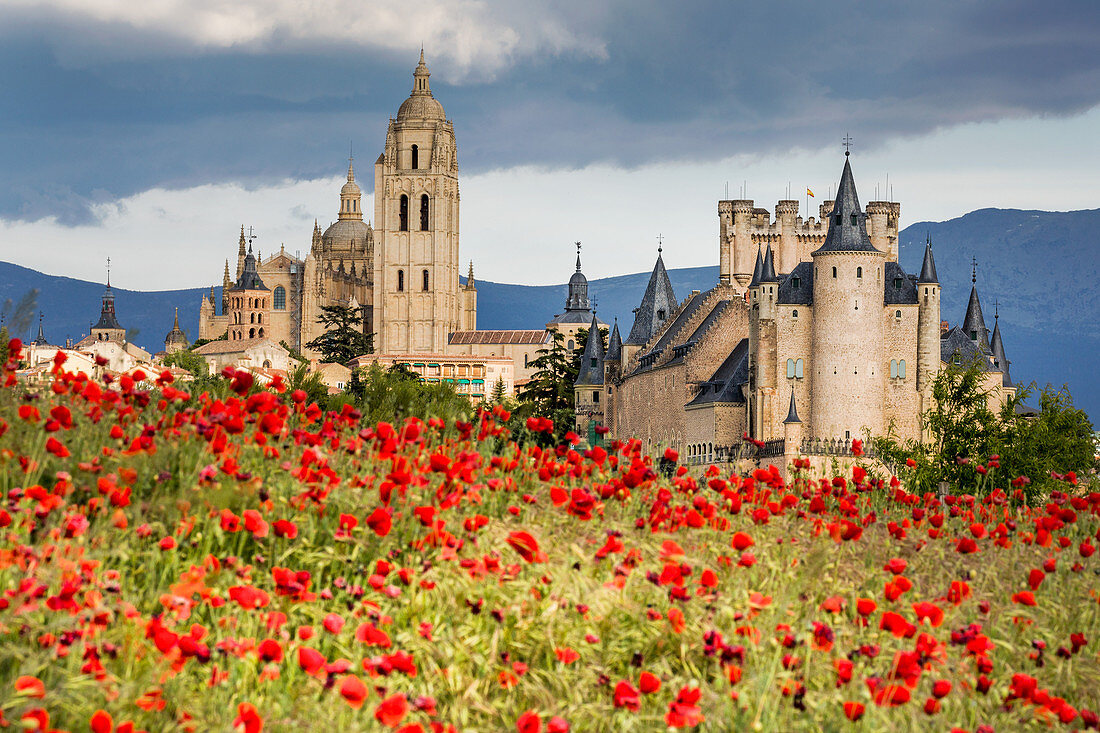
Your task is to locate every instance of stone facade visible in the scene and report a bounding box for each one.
[602,155,1016,472]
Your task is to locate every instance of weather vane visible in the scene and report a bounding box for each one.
[106,256,111,286]
[971,257,977,284]
[657,233,663,254]
[843,133,853,156]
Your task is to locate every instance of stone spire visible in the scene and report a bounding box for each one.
[164,307,188,352]
[574,313,605,387]
[233,244,269,291]
[93,273,123,332]
[918,236,939,283]
[237,225,247,279]
[466,261,476,289]
[625,249,678,345]
[606,320,622,361]
[564,243,590,312]
[813,157,881,254]
[990,312,1012,388]
[783,390,801,424]
[33,313,47,346]
[396,50,445,121]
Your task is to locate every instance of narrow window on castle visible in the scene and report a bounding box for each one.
[397,269,405,292]
[894,277,903,289]
[249,328,255,338]
[411,144,419,169]
[895,309,902,320]
[273,286,286,310]
[787,359,795,378]
[399,195,409,231]
[857,266,863,279]
[898,360,906,378]
[970,330,977,340]
[567,340,574,351]
[257,313,262,324]
[422,269,429,291]
[890,360,898,378]
[832,266,837,278]
[795,359,804,378]
[420,195,429,231]
[258,327,264,338]
[953,354,961,366]
[792,309,798,318]
[250,312,255,324]
[593,390,599,403]
[850,213,857,226]
[590,357,597,368]
[834,214,841,225]
[792,276,800,289]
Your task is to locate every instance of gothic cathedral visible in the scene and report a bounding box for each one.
[198,52,477,357]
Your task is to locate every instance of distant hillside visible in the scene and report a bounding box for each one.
[2,207,1096,421]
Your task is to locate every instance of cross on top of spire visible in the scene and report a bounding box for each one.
[843,133,853,156]
[971,257,978,284]
[106,256,111,286]
[657,233,664,254]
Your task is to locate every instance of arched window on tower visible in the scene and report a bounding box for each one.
[795,359,804,378]
[399,195,409,231]
[786,359,795,379]
[420,195,430,231]
[249,327,255,339]
[411,145,418,169]
[832,266,837,278]
[422,269,429,291]
[273,286,286,310]
[890,360,898,378]
[397,270,405,292]
[857,266,863,279]
[898,360,906,379]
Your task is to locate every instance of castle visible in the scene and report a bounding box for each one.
[579,153,1017,466]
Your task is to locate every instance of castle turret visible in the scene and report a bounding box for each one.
[865,201,900,260]
[809,155,886,441]
[782,390,803,471]
[748,244,779,438]
[574,313,606,444]
[961,282,991,352]
[775,199,799,275]
[604,319,622,380]
[622,248,677,363]
[990,313,1012,389]
[916,238,941,422]
[226,244,271,342]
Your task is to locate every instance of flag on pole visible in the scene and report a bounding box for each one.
[806,188,815,197]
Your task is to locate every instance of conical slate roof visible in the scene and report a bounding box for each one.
[749,247,764,287]
[606,320,622,361]
[990,318,1012,388]
[33,316,47,346]
[574,314,605,386]
[231,246,269,291]
[783,390,801,424]
[918,239,939,283]
[812,156,881,255]
[961,286,990,349]
[626,252,678,345]
[760,245,777,281]
[164,308,187,347]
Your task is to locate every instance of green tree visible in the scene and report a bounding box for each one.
[287,362,330,407]
[162,349,210,378]
[998,384,1096,486]
[304,304,373,365]
[517,330,574,414]
[491,375,507,404]
[350,363,473,426]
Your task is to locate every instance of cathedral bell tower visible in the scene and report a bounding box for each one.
[373,51,464,354]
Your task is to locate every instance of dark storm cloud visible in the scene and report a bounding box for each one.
[1,0,1097,224]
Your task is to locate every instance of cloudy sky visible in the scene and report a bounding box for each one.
[1,0,1098,288]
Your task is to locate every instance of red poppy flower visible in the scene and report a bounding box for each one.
[507,531,547,563]
[613,681,640,711]
[516,710,541,733]
[731,532,754,550]
[298,647,326,675]
[374,693,408,728]
[843,701,865,721]
[932,680,952,699]
[339,674,368,709]
[366,507,392,537]
[911,602,944,627]
[1012,591,1037,607]
[639,671,661,694]
[89,710,113,733]
[233,703,263,733]
[15,676,46,698]
[257,639,283,663]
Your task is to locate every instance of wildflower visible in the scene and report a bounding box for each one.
[339,675,368,709]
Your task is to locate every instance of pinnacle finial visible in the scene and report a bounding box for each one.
[843,133,853,157]
[173,307,179,328]
[106,256,111,287]
[971,257,977,284]
[575,241,582,272]
[657,233,664,254]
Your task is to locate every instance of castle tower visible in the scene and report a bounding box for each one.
[718,199,757,288]
[916,238,941,420]
[574,313,605,444]
[782,390,803,470]
[623,248,677,364]
[961,279,991,351]
[990,313,1012,389]
[226,245,271,342]
[373,51,464,353]
[775,200,799,275]
[748,245,779,438]
[809,155,887,441]
[91,272,126,344]
[865,201,901,260]
[163,307,188,354]
[547,244,604,351]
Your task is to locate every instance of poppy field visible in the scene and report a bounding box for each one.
[1,341,1098,732]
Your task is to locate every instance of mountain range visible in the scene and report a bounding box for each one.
[2,207,1097,421]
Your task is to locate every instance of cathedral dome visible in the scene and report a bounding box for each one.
[341,178,361,197]
[396,51,445,122]
[322,218,372,249]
